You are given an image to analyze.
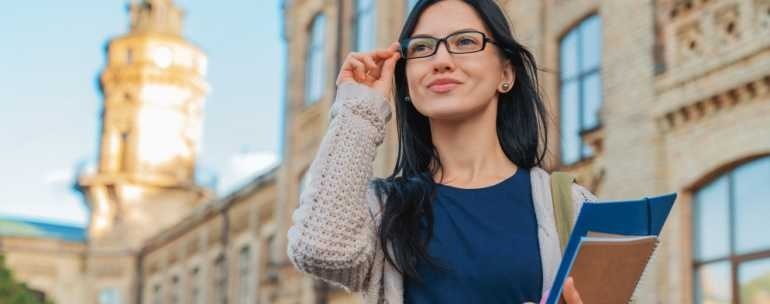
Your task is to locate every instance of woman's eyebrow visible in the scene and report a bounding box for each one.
[410,28,481,38]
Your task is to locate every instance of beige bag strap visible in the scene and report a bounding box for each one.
[550,171,576,254]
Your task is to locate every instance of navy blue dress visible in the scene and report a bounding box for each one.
[404,167,543,303]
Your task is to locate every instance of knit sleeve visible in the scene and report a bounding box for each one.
[286,82,391,292]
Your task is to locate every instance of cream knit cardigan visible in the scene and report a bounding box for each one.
[287,83,598,304]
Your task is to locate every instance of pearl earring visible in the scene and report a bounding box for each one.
[501,83,510,91]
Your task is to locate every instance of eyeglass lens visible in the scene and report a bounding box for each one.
[404,31,485,59]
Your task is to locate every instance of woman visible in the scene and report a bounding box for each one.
[287,0,596,303]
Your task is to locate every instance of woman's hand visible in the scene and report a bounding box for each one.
[335,42,401,97]
[561,277,583,304]
[535,277,583,304]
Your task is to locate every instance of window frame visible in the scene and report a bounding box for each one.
[352,0,377,51]
[692,156,770,303]
[189,266,203,304]
[237,245,252,304]
[304,13,327,106]
[212,254,227,304]
[169,274,181,304]
[557,14,603,165]
[152,283,162,304]
[98,287,121,304]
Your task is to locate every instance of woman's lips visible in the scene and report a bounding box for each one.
[428,82,460,93]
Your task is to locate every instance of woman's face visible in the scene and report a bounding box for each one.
[405,0,514,121]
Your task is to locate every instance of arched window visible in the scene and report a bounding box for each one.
[353,0,376,51]
[212,254,227,304]
[559,15,602,165]
[170,275,180,304]
[189,266,203,304]
[305,14,326,106]
[152,284,162,304]
[98,288,120,304]
[238,245,252,304]
[693,156,770,303]
[126,48,134,65]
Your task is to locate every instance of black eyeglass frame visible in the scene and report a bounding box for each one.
[399,30,509,60]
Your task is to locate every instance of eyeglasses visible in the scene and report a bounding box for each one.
[399,30,505,60]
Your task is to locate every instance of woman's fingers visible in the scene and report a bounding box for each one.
[373,43,401,60]
[335,68,353,86]
[340,53,376,84]
[348,57,368,82]
[373,49,396,60]
[562,277,583,304]
[337,53,363,85]
[371,52,400,95]
[360,55,381,79]
[387,41,401,53]
[335,42,401,95]
[379,53,399,84]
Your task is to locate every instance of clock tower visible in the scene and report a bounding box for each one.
[76,0,211,302]
[95,0,208,191]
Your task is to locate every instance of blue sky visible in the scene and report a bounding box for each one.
[0,0,285,226]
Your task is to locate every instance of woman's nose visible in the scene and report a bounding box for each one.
[432,42,456,73]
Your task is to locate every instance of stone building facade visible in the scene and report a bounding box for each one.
[277,0,770,303]
[1,0,768,303]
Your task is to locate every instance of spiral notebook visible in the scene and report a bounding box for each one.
[544,193,678,304]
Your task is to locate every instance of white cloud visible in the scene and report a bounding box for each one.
[217,150,279,195]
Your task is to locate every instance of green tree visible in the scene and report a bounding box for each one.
[0,255,51,304]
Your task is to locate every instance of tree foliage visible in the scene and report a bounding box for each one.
[0,255,51,304]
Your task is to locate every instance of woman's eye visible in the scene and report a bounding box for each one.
[458,38,478,46]
[410,43,431,52]
[451,35,481,50]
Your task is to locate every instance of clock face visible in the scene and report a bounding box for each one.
[152,46,173,68]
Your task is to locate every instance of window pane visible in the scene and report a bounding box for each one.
[99,288,121,304]
[560,80,580,164]
[581,72,602,131]
[170,276,180,304]
[580,139,593,159]
[695,261,733,304]
[559,30,579,80]
[305,15,326,105]
[311,15,324,47]
[239,246,251,304]
[406,0,418,14]
[190,267,201,304]
[358,0,374,10]
[213,256,227,304]
[355,0,376,51]
[309,47,324,101]
[153,285,162,304]
[126,49,134,65]
[694,176,731,261]
[740,258,770,304]
[579,72,596,160]
[734,157,770,254]
[580,15,602,71]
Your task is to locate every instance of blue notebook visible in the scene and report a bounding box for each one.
[543,192,678,304]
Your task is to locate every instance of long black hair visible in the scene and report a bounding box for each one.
[370,0,549,282]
